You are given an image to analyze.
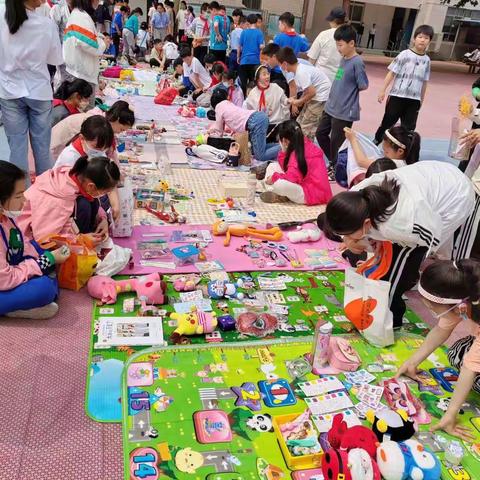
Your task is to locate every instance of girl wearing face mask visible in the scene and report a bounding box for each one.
[245,66,290,136]
[216,70,244,106]
[395,259,480,441]
[261,120,332,205]
[323,161,477,329]
[18,156,120,246]
[0,161,71,319]
[52,79,93,127]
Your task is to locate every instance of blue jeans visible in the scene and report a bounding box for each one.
[0,275,58,315]
[246,111,281,162]
[228,49,239,72]
[0,97,53,175]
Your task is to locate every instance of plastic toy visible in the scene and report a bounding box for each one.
[171,244,199,266]
[366,408,415,443]
[169,308,218,344]
[376,439,441,480]
[207,279,245,300]
[429,367,458,392]
[212,219,283,246]
[217,315,236,331]
[145,203,186,224]
[231,382,263,411]
[246,413,274,432]
[87,273,167,307]
[236,312,279,337]
[258,379,296,408]
[287,224,322,243]
[173,276,198,292]
[193,409,232,443]
[328,412,379,459]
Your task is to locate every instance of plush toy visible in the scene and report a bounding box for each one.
[377,439,441,480]
[328,413,379,459]
[173,276,197,292]
[212,219,283,246]
[322,448,381,480]
[366,408,415,443]
[207,279,245,300]
[87,273,166,307]
[287,224,322,243]
[169,308,218,344]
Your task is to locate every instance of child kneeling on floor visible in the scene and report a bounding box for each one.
[396,258,480,441]
[0,161,70,319]
[261,120,332,205]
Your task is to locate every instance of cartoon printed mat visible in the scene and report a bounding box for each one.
[122,336,480,480]
[85,271,427,423]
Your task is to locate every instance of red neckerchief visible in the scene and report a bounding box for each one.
[227,86,235,101]
[70,174,95,202]
[72,137,87,156]
[257,84,269,111]
[200,14,210,35]
[285,30,297,37]
[53,99,80,115]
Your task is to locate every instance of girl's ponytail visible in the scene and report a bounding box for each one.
[70,156,90,176]
[5,0,28,34]
[458,259,480,321]
[325,178,399,235]
[404,131,421,165]
[278,120,307,177]
[70,156,120,190]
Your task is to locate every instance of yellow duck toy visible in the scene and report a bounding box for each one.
[169,308,218,344]
[212,219,283,246]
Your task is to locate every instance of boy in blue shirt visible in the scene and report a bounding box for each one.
[103,33,116,61]
[209,1,231,64]
[315,25,368,175]
[238,13,265,95]
[273,12,310,55]
[111,6,128,59]
[228,14,246,73]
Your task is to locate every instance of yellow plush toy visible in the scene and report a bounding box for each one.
[170,308,218,344]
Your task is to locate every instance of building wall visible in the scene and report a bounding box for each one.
[361,3,396,49]
[262,0,304,18]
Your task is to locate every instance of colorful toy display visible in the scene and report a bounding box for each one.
[169,308,218,344]
[212,220,283,246]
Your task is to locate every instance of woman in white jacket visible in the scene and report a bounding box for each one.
[245,65,290,139]
[63,0,105,107]
[324,161,479,329]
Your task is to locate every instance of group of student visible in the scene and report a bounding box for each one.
[2,0,480,443]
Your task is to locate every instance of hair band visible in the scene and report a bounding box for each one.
[418,282,467,305]
[255,65,266,80]
[385,129,406,150]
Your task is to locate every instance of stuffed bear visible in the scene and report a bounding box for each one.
[366,408,416,443]
[377,439,441,480]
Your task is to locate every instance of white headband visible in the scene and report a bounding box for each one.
[385,129,406,150]
[417,282,466,305]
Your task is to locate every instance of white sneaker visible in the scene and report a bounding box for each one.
[6,302,59,319]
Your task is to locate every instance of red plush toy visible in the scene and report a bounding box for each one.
[328,413,379,459]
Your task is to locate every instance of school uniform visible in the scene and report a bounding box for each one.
[228,26,242,72]
[245,83,290,130]
[353,161,476,327]
[273,31,310,55]
[209,14,230,63]
[238,27,264,94]
[0,215,58,316]
[110,10,123,57]
[51,99,80,127]
[188,15,210,64]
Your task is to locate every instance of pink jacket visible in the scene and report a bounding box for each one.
[271,138,333,206]
[17,167,103,241]
[0,215,42,291]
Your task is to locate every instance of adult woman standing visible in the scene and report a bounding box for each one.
[0,0,63,175]
[151,3,169,41]
[64,0,105,108]
[176,1,187,43]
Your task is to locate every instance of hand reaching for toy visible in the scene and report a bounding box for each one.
[52,246,71,264]
[395,361,421,381]
[431,414,476,441]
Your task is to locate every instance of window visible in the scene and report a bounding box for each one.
[349,1,364,29]
[244,0,262,10]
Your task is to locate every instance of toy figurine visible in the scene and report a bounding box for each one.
[173,275,198,292]
[207,279,245,300]
[212,219,283,247]
[169,308,218,344]
[87,273,167,307]
[366,408,415,443]
[146,203,186,224]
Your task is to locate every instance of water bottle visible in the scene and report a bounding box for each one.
[311,321,333,373]
[245,173,257,209]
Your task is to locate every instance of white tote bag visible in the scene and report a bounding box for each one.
[343,242,394,347]
[111,177,134,238]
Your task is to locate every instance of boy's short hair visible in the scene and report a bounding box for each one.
[276,46,297,65]
[153,38,162,45]
[211,63,225,75]
[247,13,258,25]
[232,8,243,17]
[179,46,192,59]
[140,21,147,30]
[173,57,183,68]
[262,43,280,57]
[414,24,434,40]
[204,53,216,65]
[256,14,263,21]
[104,32,111,38]
[279,12,295,28]
[200,2,209,13]
[209,1,220,10]
[132,7,143,15]
[164,34,175,42]
[119,6,128,12]
[334,24,357,43]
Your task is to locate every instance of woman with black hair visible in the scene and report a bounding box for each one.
[52,79,93,127]
[0,0,63,175]
[395,258,480,441]
[260,120,332,205]
[323,161,477,328]
[63,0,106,108]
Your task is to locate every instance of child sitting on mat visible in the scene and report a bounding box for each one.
[261,120,332,205]
[208,88,280,162]
[213,71,244,107]
[396,258,479,441]
[0,161,70,319]
[18,157,120,246]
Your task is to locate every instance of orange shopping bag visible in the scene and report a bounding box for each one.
[39,234,99,291]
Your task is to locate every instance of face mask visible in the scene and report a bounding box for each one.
[2,209,21,218]
[222,82,230,88]
[78,101,90,112]
[85,147,107,158]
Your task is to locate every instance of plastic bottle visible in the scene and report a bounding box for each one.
[311,321,333,373]
[245,173,257,208]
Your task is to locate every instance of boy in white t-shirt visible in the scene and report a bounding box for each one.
[179,46,211,97]
[307,7,345,83]
[278,47,331,139]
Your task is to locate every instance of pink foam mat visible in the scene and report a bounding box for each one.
[114,225,347,275]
